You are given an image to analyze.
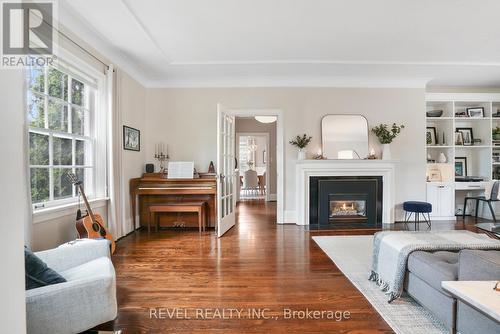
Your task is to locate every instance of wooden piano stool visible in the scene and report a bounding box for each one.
[148,201,208,234]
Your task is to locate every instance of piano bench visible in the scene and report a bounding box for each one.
[148,202,208,234]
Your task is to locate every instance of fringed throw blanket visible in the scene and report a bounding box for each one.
[369,230,500,302]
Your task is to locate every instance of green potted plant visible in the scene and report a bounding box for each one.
[493,127,500,141]
[371,123,405,160]
[289,134,312,160]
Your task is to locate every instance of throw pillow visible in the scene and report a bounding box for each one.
[25,248,66,290]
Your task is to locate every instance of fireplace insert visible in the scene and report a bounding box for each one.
[309,176,382,229]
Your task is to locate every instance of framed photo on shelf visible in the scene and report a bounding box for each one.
[456,128,474,146]
[466,107,484,118]
[454,132,463,145]
[426,127,437,145]
[123,125,140,151]
[428,169,442,182]
[455,157,468,177]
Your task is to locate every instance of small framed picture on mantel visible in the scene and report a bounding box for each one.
[123,125,140,151]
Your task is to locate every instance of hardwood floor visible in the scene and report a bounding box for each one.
[105,201,484,334]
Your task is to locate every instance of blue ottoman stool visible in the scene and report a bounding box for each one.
[403,201,432,230]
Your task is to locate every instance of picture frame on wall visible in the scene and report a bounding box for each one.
[426,127,437,146]
[123,126,140,151]
[455,157,468,177]
[466,107,484,118]
[456,127,474,146]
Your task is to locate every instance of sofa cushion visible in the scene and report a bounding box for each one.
[60,257,114,282]
[25,248,66,290]
[458,250,500,281]
[407,251,458,292]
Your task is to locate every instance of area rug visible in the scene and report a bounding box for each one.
[312,235,447,334]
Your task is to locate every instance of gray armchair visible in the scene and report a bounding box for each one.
[26,239,117,334]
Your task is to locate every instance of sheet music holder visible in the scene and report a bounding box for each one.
[167,161,194,179]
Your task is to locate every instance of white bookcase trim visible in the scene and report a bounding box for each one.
[425,93,500,220]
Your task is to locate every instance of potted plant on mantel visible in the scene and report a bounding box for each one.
[290,134,312,160]
[371,123,405,160]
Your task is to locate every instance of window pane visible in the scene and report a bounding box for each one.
[28,68,45,93]
[53,168,73,200]
[48,100,68,131]
[75,140,86,165]
[75,168,85,187]
[71,78,85,106]
[53,137,72,165]
[27,92,45,128]
[29,132,49,165]
[47,68,68,100]
[30,168,49,203]
[71,107,86,135]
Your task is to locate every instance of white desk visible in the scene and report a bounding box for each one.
[442,281,500,323]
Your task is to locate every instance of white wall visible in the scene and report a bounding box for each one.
[145,87,426,222]
[118,70,147,233]
[31,205,108,251]
[0,70,28,333]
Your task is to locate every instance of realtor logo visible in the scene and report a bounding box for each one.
[1,1,56,68]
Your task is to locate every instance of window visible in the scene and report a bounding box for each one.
[238,136,257,172]
[27,65,96,209]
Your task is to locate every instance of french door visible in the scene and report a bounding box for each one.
[216,104,236,237]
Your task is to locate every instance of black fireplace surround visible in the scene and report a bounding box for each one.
[309,176,383,229]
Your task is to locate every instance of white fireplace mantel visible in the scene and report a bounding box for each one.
[295,159,398,225]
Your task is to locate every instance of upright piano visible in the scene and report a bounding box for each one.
[130,173,217,230]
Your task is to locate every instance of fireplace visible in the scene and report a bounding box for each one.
[309,176,382,229]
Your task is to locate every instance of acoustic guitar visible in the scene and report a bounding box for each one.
[67,172,116,254]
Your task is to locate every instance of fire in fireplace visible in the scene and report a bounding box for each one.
[329,199,367,221]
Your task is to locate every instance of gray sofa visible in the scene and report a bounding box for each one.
[26,239,117,334]
[405,249,500,334]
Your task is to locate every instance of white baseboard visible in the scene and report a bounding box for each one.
[267,193,277,201]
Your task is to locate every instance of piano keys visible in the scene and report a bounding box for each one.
[130,173,217,231]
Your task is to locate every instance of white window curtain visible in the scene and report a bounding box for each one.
[106,65,126,239]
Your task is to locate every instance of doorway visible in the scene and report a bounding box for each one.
[236,132,270,201]
[216,107,284,229]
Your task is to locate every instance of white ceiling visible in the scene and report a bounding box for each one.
[59,0,500,88]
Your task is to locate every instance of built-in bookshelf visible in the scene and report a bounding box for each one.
[425,93,500,220]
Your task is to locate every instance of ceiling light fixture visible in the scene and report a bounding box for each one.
[255,116,277,124]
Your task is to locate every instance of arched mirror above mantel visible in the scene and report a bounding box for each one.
[321,115,369,159]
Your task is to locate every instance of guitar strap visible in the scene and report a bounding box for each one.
[76,186,83,221]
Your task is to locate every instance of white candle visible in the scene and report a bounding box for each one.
[370,148,375,156]
[166,144,168,156]
[155,143,158,156]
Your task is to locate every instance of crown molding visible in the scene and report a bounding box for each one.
[170,60,500,67]
[120,0,171,64]
[144,76,431,89]
[58,1,150,87]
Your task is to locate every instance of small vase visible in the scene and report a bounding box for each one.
[382,144,391,160]
[438,152,447,163]
[298,149,306,160]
